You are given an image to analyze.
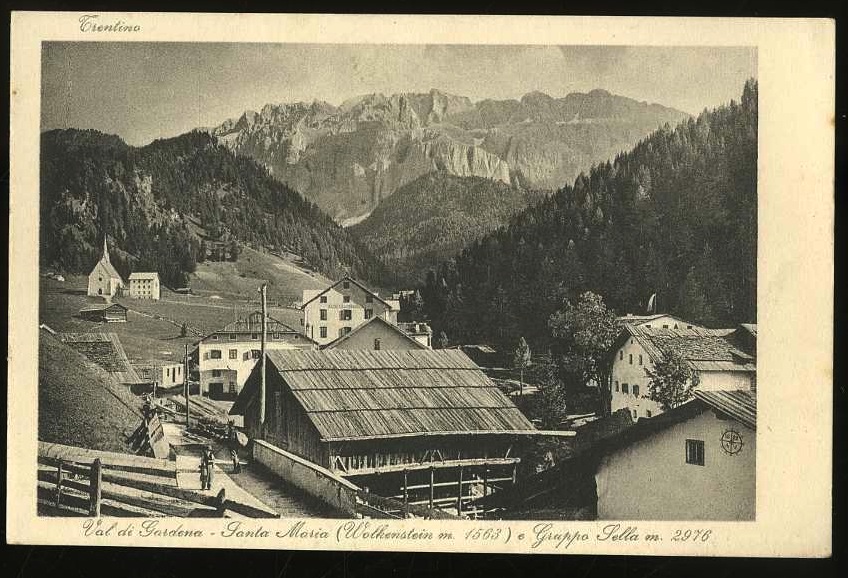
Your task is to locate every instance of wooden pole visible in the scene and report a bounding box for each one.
[429,466,434,510]
[55,461,63,507]
[402,469,409,517]
[184,344,190,427]
[456,465,463,514]
[512,463,517,486]
[89,458,102,517]
[259,284,267,435]
[483,465,489,498]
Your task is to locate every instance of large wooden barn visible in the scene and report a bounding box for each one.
[231,349,540,512]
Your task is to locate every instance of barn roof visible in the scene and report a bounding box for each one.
[692,390,757,430]
[59,333,141,383]
[232,349,536,441]
[79,303,128,313]
[320,316,426,350]
[614,325,756,372]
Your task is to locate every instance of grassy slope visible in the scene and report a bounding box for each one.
[39,331,142,452]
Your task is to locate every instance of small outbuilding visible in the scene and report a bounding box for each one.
[78,303,128,323]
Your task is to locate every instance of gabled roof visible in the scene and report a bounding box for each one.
[59,333,141,383]
[300,275,395,310]
[79,303,128,313]
[129,272,160,280]
[616,313,696,327]
[596,389,756,457]
[612,324,756,372]
[320,316,427,350]
[231,349,536,441]
[206,311,299,336]
[90,255,123,282]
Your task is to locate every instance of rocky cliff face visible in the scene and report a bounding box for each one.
[211,88,687,222]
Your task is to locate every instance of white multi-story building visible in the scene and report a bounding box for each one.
[300,275,400,346]
[128,272,161,300]
[196,311,316,399]
[609,322,756,421]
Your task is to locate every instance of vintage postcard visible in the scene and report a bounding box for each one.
[8,13,834,556]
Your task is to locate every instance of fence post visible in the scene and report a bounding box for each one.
[89,458,102,517]
[402,469,409,517]
[55,460,64,507]
[215,488,227,517]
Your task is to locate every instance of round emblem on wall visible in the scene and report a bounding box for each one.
[720,429,744,455]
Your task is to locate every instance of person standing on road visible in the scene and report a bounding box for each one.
[199,454,208,490]
[204,446,215,490]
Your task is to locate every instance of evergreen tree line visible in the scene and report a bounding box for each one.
[418,79,758,353]
[40,129,387,287]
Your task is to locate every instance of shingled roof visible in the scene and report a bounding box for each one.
[619,325,756,372]
[207,311,299,336]
[59,333,141,383]
[232,349,537,441]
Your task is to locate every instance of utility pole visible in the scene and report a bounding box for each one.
[259,283,267,435]
[184,343,190,427]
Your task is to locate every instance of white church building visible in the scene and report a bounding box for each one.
[87,238,124,299]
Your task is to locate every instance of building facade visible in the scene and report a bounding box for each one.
[595,390,756,520]
[301,276,400,346]
[196,311,316,399]
[609,324,756,421]
[87,238,124,299]
[134,362,185,387]
[128,272,161,300]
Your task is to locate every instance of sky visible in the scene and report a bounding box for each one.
[41,43,756,146]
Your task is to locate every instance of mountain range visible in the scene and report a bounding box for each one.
[210,89,689,223]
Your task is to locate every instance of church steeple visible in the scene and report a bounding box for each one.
[102,236,110,264]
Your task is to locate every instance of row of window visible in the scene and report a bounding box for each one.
[318,326,352,339]
[614,381,641,397]
[630,408,652,420]
[319,308,373,321]
[619,351,644,365]
[208,349,261,360]
[210,333,290,341]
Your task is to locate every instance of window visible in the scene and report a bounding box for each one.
[251,333,258,340]
[212,369,222,378]
[319,326,327,339]
[320,309,327,321]
[228,382,237,395]
[639,354,643,365]
[210,350,222,359]
[632,384,640,397]
[614,381,619,392]
[343,295,351,303]
[685,439,705,466]
[166,367,170,377]
[339,327,351,338]
[364,308,373,319]
[365,295,373,303]
[251,350,261,360]
[629,354,633,365]
[229,349,238,360]
[622,383,629,394]
[674,324,679,329]
[645,410,652,418]
[619,350,623,361]
[687,325,693,329]
[212,334,219,340]
[243,352,249,361]
[343,281,350,289]
[633,410,638,420]
[374,338,381,351]
[340,310,352,321]
[663,324,669,329]
[319,295,327,303]
[229,334,237,340]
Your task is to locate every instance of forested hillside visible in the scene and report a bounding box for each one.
[350,173,542,286]
[420,80,757,351]
[40,129,386,287]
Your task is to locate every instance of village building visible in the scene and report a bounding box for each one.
[396,321,433,348]
[300,275,400,346]
[128,272,161,300]
[133,362,185,388]
[231,349,542,512]
[78,303,128,323]
[87,238,124,299]
[321,316,428,351]
[617,313,701,330]
[595,390,756,521]
[609,324,756,421]
[196,311,316,399]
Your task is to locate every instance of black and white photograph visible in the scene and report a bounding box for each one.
[8,13,833,556]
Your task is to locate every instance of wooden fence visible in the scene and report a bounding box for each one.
[37,442,276,518]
